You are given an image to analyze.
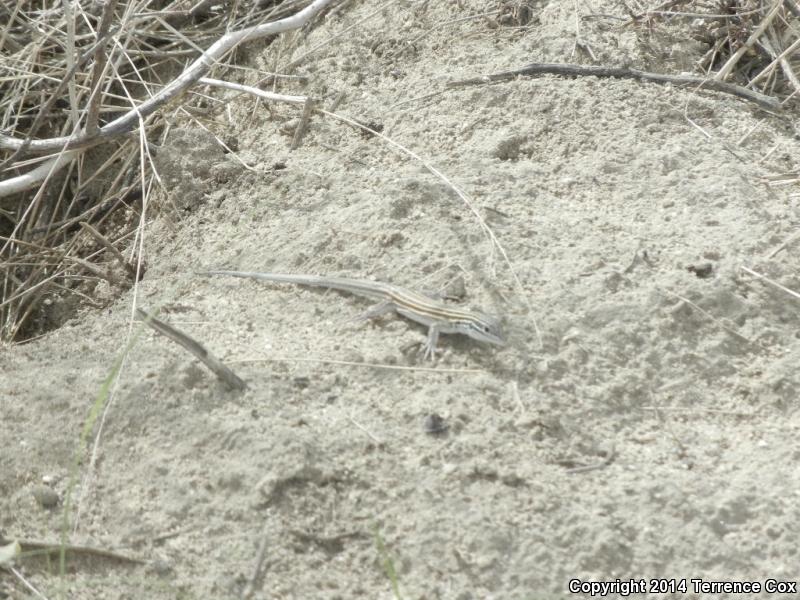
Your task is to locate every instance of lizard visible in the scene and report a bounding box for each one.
[204,270,506,359]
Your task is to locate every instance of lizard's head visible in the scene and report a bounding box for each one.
[465,313,506,347]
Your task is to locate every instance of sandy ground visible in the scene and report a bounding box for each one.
[3,1,800,598]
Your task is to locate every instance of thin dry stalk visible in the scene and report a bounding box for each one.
[78,221,135,278]
[290,96,317,149]
[741,266,800,301]
[85,0,120,134]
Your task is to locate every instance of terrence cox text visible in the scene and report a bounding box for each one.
[568,578,797,596]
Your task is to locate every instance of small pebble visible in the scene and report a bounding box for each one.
[687,262,714,279]
[293,377,310,389]
[422,413,448,435]
[148,557,172,576]
[31,485,59,509]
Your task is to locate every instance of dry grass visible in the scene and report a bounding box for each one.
[639,0,800,99]
[0,0,331,342]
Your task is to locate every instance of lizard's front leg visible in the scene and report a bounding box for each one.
[423,324,441,361]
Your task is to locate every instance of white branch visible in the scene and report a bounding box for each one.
[199,77,308,104]
[0,151,79,197]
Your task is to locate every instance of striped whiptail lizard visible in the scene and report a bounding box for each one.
[205,270,506,359]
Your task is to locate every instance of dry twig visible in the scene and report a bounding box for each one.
[136,308,247,390]
[448,62,782,110]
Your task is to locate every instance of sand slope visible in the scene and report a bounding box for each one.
[3,1,800,597]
